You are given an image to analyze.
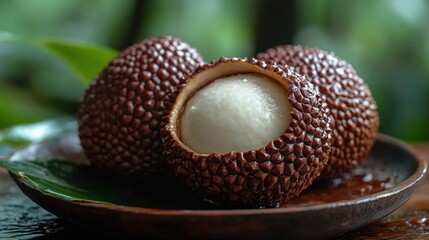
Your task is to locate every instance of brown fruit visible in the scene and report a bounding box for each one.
[161,57,332,207]
[78,35,204,178]
[257,45,379,178]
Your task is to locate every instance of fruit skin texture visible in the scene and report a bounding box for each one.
[78,35,203,178]
[257,45,379,179]
[161,57,332,207]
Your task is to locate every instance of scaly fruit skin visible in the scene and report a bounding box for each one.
[161,57,332,207]
[78,35,203,178]
[257,45,379,179]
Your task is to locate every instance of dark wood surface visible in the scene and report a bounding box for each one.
[1,144,428,240]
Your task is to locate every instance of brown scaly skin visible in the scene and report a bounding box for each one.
[161,57,332,207]
[78,35,203,178]
[257,45,379,179]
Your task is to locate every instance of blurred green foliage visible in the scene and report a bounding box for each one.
[138,0,255,60]
[0,0,428,141]
[296,0,429,141]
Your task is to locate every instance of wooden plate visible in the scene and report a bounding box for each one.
[7,134,427,240]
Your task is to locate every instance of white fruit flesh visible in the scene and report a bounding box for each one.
[181,73,291,154]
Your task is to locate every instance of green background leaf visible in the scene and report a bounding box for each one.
[34,39,118,84]
[0,32,118,85]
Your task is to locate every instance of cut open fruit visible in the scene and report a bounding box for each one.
[161,58,332,207]
[180,73,291,154]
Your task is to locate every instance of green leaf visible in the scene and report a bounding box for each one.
[0,158,209,209]
[34,39,118,84]
[0,132,213,209]
[0,159,135,204]
[0,31,118,85]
